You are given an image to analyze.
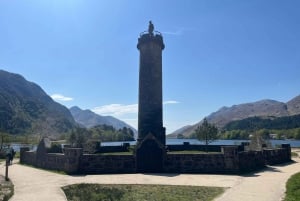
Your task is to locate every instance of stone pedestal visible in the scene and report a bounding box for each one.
[222,146,239,172]
[64,148,83,174]
[136,134,165,173]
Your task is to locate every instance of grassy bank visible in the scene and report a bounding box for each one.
[0,176,14,201]
[62,184,224,201]
[285,172,300,201]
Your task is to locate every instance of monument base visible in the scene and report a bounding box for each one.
[135,133,166,173]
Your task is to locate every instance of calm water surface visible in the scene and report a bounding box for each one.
[101,139,300,148]
[11,139,300,151]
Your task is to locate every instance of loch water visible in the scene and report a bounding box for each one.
[101,139,300,148]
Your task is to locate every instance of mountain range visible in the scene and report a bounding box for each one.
[69,106,137,135]
[169,95,300,138]
[0,70,76,137]
[0,69,136,138]
[1,69,300,140]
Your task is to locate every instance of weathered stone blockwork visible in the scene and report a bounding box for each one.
[238,151,265,172]
[20,147,36,165]
[20,143,291,174]
[164,154,225,173]
[167,144,245,152]
[263,147,291,165]
[80,155,135,174]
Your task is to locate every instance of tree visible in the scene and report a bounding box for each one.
[68,127,89,148]
[195,118,218,152]
[295,128,300,140]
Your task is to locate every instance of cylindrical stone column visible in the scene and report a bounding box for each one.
[137,23,165,145]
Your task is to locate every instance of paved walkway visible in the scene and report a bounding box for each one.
[2,152,300,201]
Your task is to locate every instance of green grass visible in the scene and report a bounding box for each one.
[98,152,133,155]
[291,152,299,158]
[168,150,220,154]
[285,172,300,201]
[62,184,224,201]
[0,176,14,201]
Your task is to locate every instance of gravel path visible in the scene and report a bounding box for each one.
[2,152,299,201]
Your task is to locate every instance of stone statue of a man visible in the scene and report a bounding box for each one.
[148,21,154,35]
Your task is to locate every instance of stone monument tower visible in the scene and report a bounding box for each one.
[136,21,166,173]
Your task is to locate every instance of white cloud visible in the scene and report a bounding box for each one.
[162,29,184,36]
[92,104,138,116]
[163,100,180,105]
[93,101,179,117]
[51,94,73,101]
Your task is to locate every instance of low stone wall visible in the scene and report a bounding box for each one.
[80,155,135,174]
[20,147,82,173]
[164,153,225,173]
[20,140,292,174]
[263,147,291,165]
[238,151,265,172]
[97,146,129,153]
[167,144,244,152]
[20,147,36,166]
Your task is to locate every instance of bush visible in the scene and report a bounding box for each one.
[285,172,300,201]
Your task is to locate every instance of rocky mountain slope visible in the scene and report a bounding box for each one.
[169,96,300,138]
[70,106,137,135]
[0,70,76,137]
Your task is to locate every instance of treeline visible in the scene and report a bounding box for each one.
[224,114,300,131]
[221,128,300,140]
[89,124,135,142]
[68,124,135,147]
[220,114,300,140]
[0,124,135,147]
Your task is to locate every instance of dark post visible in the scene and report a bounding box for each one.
[5,156,9,181]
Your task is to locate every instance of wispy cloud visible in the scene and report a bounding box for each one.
[51,94,73,101]
[92,104,138,116]
[162,28,184,36]
[92,101,180,116]
[164,100,180,105]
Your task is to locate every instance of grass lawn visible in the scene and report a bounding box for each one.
[291,152,299,158]
[62,184,224,201]
[98,152,133,155]
[285,172,300,201]
[167,150,220,154]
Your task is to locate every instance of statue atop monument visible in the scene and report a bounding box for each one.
[148,21,154,35]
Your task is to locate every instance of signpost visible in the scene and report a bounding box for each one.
[5,156,9,181]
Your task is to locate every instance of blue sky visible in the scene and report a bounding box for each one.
[0,0,299,133]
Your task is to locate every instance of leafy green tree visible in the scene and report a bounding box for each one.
[295,128,300,140]
[195,118,218,152]
[89,125,134,142]
[68,127,89,148]
[257,129,270,139]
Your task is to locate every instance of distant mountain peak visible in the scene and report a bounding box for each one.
[69,106,137,136]
[0,69,76,137]
[169,94,300,138]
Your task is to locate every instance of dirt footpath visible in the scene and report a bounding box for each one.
[3,152,300,201]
